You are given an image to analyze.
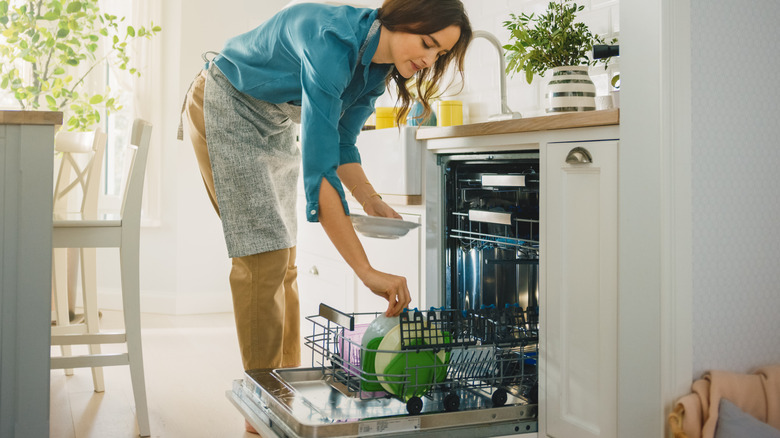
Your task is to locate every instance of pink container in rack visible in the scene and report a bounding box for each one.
[338,323,369,377]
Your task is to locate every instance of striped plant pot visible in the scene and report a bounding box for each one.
[545,65,596,113]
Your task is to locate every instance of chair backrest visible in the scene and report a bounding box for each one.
[53,129,107,219]
[119,119,153,227]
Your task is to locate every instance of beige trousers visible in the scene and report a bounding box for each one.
[183,70,301,370]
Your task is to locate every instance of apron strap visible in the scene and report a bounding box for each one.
[177,51,220,141]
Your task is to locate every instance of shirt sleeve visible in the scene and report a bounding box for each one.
[299,27,357,222]
[337,80,386,166]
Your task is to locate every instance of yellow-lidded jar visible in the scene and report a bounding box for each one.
[375,107,396,129]
[437,100,463,127]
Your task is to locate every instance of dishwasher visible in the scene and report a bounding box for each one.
[228,150,541,437]
[227,303,538,437]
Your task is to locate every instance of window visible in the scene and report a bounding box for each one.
[100,0,161,226]
[0,0,162,224]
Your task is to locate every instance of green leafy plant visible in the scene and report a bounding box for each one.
[0,0,161,130]
[502,0,614,84]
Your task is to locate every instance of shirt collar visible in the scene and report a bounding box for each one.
[360,11,381,66]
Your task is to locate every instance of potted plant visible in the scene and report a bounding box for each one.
[0,0,161,131]
[502,0,615,113]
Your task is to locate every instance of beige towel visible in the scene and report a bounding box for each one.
[673,364,780,438]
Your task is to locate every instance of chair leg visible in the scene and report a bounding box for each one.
[120,242,151,437]
[67,247,79,320]
[81,247,105,392]
[52,248,74,376]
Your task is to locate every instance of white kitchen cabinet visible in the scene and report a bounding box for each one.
[295,198,423,319]
[352,212,422,314]
[541,140,618,438]
[296,248,354,366]
[296,250,354,316]
[295,207,356,365]
[295,201,354,314]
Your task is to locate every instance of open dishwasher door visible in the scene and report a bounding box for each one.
[227,304,539,437]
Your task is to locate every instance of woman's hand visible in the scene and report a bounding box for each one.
[356,268,412,317]
[317,177,412,317]
[336,163,401,218]
[363,196,402,219]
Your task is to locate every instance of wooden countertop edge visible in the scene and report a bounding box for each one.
[415,109,619,140]
[0,110,63,125]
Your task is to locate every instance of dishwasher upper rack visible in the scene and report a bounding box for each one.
[304,304,539,415]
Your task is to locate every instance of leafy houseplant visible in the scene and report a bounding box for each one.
[502,0,612,84]
[0,0,161,130]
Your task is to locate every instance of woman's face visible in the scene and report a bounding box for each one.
[390,25,461,78]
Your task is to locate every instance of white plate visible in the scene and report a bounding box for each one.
[374,323,447,395]
[350,214,420,239]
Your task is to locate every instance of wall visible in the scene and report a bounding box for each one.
[97,0,289,315]
[370,0,619,120]
[457,0,619,121]
[690,0,780,377]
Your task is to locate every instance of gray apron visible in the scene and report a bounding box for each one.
[203,65,302,258]
[198,19,380,258]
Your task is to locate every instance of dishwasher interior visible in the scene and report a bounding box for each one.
[441,151,540,314]
[227,304,538,437]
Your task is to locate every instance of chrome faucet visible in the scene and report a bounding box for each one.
[471,30,522,121]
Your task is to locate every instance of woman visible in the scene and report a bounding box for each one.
[180,0,471,418]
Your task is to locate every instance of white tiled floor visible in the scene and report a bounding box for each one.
[50,310,257,438]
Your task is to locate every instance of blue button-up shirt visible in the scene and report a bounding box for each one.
[212,3,391,222]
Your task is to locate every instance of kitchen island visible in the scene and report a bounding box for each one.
[1,110,62,438]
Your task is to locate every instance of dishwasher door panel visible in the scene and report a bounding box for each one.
[228,368,538,437]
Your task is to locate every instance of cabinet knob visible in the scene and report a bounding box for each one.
[565,146,593,164]
[309,266,319,276]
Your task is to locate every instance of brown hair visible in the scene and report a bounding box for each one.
[377,0,472,126]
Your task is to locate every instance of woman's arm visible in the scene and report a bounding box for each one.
[337,162,402,219]
[317,176,411,316]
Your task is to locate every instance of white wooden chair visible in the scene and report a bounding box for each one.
[51,127,107,386]
[50,119,153,437]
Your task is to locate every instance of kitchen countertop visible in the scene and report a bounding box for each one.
[0,110,63,125]
[415,109,619,140]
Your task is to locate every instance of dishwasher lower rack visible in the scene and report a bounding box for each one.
[226,304,539,437]
[306,304,539,415]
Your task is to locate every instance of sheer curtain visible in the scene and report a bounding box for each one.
[131,0,163,225]
[101,0,163,225]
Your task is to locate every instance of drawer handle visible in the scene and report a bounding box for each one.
[565,147,592,164]
[309,266,319,276]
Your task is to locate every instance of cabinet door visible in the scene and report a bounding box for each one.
[353,213,422,314]
[295,196,354,313]
[296,250,354,365]
[543,140,618,438]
